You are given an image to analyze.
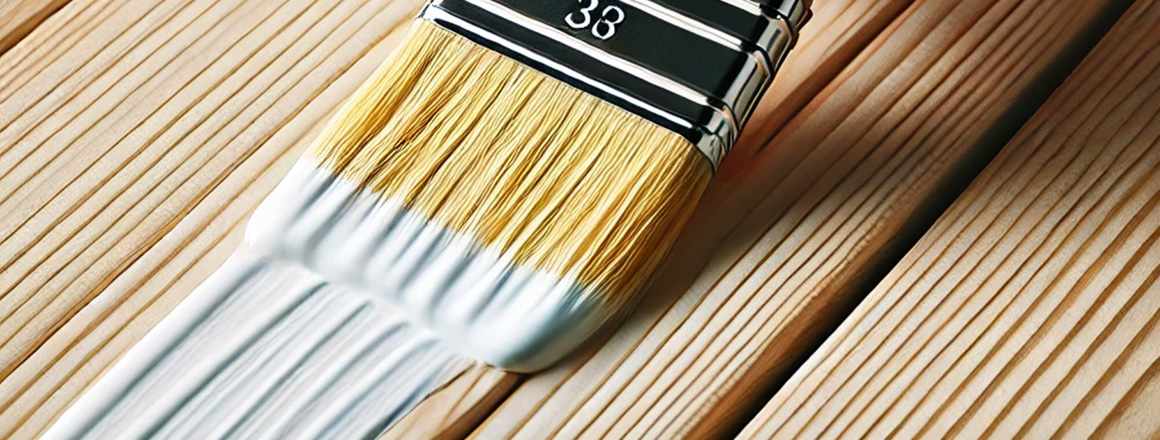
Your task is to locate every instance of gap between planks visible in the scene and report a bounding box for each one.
[0,0,70,56]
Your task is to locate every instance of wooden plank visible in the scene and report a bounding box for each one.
[0,0,69,55]
[467,0,1134,438]
[0,0,424,437]
[740,0,1160,438]
[380,0,919,437]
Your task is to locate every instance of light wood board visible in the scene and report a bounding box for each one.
[742,0,1160,438]
[0,0,1150,439]
[0,0,424,436]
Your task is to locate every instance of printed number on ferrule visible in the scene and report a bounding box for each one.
[565,0,625,40]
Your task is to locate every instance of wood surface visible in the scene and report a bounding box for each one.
[0,0,424,437]
[467,0,1131,438]
[0,0,1153,439]
[0,0,69,55]
[741,0,1160,438]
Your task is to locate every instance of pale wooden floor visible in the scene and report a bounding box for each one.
[1,0,1157,438]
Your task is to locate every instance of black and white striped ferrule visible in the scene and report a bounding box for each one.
[420,0,811,170]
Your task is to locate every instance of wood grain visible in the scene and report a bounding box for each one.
[0,0,424,437]
[468,0,1133,438]
[741,0,1160,438]
[0,0,69,55]
[0,0,1147,438]
[380,366,521,440]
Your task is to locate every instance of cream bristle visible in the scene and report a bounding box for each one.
[309,21,712,312]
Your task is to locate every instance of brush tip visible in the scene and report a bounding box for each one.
[247,162,613,372]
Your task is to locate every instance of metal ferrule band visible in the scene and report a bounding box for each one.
[420,0,808,170]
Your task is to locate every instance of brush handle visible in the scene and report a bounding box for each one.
[421,0,810,170]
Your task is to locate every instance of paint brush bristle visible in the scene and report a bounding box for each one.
[317,23,705,306]
[317,21,710,312]
[247,21,711,370]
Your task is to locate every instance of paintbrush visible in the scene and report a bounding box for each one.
[45,0,810,438]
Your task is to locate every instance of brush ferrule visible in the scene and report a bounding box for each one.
[420,0,809,170]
